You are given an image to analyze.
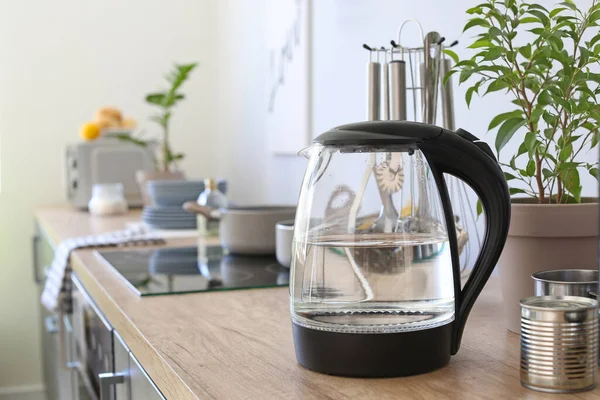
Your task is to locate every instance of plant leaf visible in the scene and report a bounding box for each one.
[443,69,457,86]
[550,7,567,18]
[509,188,527,196]
[538,91,553,105]
[559,143,572,162]
[466,86,477,107]
[146,93,167,106]
[489,26,503,40]
[443,49,459,64]
[559,1,577,11]
[504,172,518,180]
[468,39,493,49]
[524,131,538,157]
[488,110,523,130]
[105,133,148,147]
[519,17,540,24]
[563,167,581,202]
[485,79,510,94]
[526,159,536,176]
[476,199,483,217]
[518,44,532,59]
[463,18,491,32]
[527,10,550,27]
[495,118,526,154]
[542,168,554,179]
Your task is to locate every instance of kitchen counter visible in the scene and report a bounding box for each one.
[36,206,600,399]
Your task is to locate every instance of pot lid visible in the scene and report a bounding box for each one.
[313,121,444,146]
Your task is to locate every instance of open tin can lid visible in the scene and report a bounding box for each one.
[520,295,598,312]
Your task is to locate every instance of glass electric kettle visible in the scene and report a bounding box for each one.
[290,121,510,377]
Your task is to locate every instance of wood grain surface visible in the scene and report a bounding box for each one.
[36,206,600,399]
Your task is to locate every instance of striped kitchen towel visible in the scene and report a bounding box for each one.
[40,226,164,312]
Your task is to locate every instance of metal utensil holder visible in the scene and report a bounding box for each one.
[362,20,481,275]
[387,20,443,124]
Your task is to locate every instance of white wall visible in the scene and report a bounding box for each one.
[0,0,218,390]
[214,0,271,204]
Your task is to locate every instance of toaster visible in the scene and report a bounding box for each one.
[66,138,156,209]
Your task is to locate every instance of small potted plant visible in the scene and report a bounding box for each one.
[111,63,198,203]
[447,0,600,331]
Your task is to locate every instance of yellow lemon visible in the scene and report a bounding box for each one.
[80,122,101,141]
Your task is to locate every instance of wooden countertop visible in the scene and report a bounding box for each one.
[35,206,600,399]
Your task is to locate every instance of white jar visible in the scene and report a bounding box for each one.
[88,183,128,216]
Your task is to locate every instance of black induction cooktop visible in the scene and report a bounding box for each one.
[96,246,289,296]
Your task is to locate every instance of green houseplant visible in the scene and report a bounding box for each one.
[448,0,600,331]
[112,63,197,172]
[114,62,198,204]
[146,62,197,172]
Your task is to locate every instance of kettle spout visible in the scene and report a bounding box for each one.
[298,146,313,159]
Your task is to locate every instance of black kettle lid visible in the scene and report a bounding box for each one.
[313,121,444,146]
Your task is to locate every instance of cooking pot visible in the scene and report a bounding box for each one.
[184,202,296,255]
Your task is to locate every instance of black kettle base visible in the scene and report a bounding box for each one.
[292,322,452,377]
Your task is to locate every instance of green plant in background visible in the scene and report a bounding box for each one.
[446,0,600,204]
[109,63,198,171]
[146,63,197,172]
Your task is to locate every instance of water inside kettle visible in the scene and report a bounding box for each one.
[291,232,455,334]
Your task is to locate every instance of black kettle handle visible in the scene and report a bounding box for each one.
[418,129,510,354]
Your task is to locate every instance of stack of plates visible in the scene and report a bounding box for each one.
[142,206,197,230]
[148,179,227,206]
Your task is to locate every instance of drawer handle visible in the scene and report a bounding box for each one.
[44,316,58,334]
[99,372,125,400]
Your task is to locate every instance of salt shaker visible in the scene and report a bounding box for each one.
[88,183,128,216]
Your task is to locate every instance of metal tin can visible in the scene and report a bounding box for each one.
[520,296,598,393]
[532,269,598,298]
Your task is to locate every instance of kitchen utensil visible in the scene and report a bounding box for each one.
[380,48,390,120]
[520,296,598,393]
[183,203,296,254]
[533,269,598,298]
[421,32,441,124]
[291,120,510,377]
[276,220,294,268]
[388,58,407,121]
[440,58,455,131]
[364,44,381,121]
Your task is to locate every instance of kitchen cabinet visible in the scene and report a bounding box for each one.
[35,223,164,400]
[110,331,165,400]
[35,225,86,400]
